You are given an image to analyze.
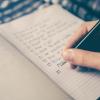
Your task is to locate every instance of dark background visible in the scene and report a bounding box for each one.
[0,0,100,24]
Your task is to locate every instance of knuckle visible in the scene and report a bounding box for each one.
[80,52,86,65]
[81,55,85,65]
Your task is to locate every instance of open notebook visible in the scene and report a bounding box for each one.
[0,5,100,100]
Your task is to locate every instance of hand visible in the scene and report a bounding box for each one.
[62,21,100,70]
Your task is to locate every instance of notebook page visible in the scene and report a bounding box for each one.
[0,5,100,100]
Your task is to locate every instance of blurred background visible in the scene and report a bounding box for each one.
[0,0,100,24]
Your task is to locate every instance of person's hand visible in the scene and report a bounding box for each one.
[62,21,100,70]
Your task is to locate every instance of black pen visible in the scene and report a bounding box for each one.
[72,20,100,72]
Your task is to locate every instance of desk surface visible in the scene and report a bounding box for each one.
[0,36,73,100]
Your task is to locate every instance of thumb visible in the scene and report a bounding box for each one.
[63,49,100,70]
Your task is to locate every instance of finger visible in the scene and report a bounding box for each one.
[64,21,97,49]
[65,23,88,49]
[63,49,100,70]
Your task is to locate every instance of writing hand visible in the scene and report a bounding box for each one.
[62,21,100,70]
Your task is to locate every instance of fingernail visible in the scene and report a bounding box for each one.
[63,49,75,63]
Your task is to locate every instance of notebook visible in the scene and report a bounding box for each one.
[0,4,100,100]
